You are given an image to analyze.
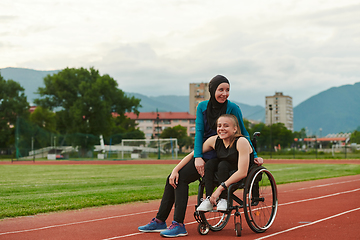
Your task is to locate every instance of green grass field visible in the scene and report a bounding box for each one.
[1,163,360,219]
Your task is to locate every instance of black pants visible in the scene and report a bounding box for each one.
[204,158,220,197]
[217,160,237,199]
[156,157,201,224]
[204,159,237,199]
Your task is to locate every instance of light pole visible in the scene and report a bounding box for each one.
[319,128,322,149]
[269,104,273,158]
[156,108,160,159]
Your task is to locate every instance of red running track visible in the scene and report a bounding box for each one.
[0,174,359,240]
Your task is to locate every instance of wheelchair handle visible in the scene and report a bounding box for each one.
[252,132,260,152]
[253,132,261,138]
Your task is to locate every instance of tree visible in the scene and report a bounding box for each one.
[27,106,57,149]
[29,106,57,133]
[250,122,270,152]
[271,123,294,149]
[160,125,193,153]
[293,128,307,148]
[249,122,293,152]
[0,73,29,148]
[34,67,141,153]
[350,130,360,144]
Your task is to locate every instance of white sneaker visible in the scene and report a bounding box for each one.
[216,199,228,211]
[196,197,213,212]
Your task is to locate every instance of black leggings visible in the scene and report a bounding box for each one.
[156,157,201,224]
[204,159,237,199]
[216,160,237,199]
[204,158,220,197]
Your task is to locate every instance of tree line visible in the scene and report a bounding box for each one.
[1,67,358,156]
[0,67,143,155]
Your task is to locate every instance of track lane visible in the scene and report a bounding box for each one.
[0,175,359,240]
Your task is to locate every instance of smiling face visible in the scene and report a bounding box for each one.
[214,83,230,104]
[217,116,237,140]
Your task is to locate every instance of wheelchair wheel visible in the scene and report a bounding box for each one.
[197,222,210,235]
[199,210,231,231]
[196,178,231,232]
[243,166,278,233]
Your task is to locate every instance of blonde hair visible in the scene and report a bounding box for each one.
[217,114,243,148]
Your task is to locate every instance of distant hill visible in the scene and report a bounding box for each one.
[293,82,360,135]
[128,92,265,122]
[0,67,264,121]
[1,67,359,135]
[127,93,189,113]
[0,67,59,104]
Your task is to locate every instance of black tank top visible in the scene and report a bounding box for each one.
[215,136,254,173]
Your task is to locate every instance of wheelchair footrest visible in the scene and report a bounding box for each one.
[193,210,202,224]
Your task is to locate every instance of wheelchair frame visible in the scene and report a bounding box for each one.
[193,133,278,237]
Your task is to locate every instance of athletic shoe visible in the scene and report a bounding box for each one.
[216,198,228,211]
[196,196,213,212]
[160,221,188,237]
[138,218,167,232]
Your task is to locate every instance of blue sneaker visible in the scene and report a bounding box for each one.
[160,221,188,237]
[138,218,167,232]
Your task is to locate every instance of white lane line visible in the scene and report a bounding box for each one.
[254,207,360,240]
[1,179,359,237]
[282,179,360,193]
[101,187,360,239]
[0,209,158,236]
[279,188,360,206]
[103,232,143,240]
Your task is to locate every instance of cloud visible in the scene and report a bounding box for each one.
[1,0,359,107]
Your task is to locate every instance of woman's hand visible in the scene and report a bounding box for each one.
[209,187,222,205]
[195,157,205,177]
[254,157,264,166]
[169,170,179,189]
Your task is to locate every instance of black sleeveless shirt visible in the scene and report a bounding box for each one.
[215,136,254,173]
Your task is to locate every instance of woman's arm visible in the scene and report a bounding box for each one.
[193,101,208,176]
[170,136,217,188]
[169,151,194,189]
[202,135,217,153]
[194,101,206,158]
[223,138,251,186]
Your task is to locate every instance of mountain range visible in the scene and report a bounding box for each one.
[1,67,359,135]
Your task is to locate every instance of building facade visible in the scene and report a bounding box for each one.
[125,112,196,139]
[265,92,293,131]
[189,83,210,115]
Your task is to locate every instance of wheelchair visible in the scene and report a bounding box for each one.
[193,132,278,237]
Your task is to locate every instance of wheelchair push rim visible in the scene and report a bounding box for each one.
[243,166,278,233]
[199,210,231,232]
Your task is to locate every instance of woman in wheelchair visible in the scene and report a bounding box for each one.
[196,114,254,212]
[138,75,262,238]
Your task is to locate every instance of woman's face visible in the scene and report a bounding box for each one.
[217,116,237,140]
[214,83,230,103]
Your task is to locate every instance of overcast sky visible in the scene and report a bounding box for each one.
[1,0,359,107]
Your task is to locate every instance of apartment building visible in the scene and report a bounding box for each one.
[265,92,293,131]
[189,83,210,115]
[125,112,196,139]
